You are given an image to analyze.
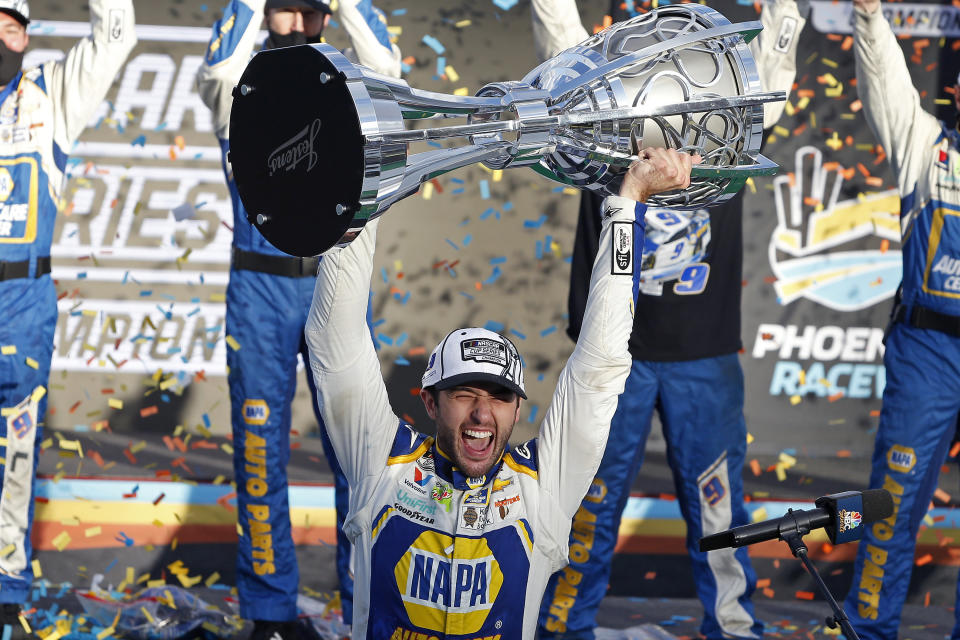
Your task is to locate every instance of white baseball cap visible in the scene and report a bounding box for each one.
[0,0,28,26]
[421,327,526,399]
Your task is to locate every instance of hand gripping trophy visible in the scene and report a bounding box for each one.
[228,4,784,257]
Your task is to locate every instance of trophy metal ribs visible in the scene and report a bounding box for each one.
[229,4,784,257]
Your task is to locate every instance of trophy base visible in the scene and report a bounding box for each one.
[229,45,365,257]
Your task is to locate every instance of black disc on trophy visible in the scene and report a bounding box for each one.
[228,46,363,257]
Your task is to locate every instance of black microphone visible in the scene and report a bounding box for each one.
[699,489,893,552]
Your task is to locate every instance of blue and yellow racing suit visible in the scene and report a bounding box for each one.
[844,5,960,639]
[0,0,135,604]
[197,0,401,624]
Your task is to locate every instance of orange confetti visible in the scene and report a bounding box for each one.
[857,162,871,178]
[644,571,656,579]
[949,441,960,458]
[762,587,775,598]
[837,450,852,458]
[934,487,951,503]
[823,161,841,171]
[842,35,853,51]
[821,542,834,554]
[803,196,820,207]
[925,591,931,607]
[865,176,884,187]
[796,89,815,98]
[870,410,881,417]
[793,123,808,136]
[750,459,762,476]
[796,591,815,600]
[826,33,843,41]
[828,391,845,402]
[916,553,933,566]
[402,414,416,425]
[408,346,426,356]
[140,405,158,418]
[603,14,613,27]
[168,147,178,161]
[881,239,890,253]
[174,135,186,151]
[90,451,105,468]
[402,56,415,65]
[850,99,862,112]
[756,578,771,588]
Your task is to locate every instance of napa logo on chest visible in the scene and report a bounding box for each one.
[242,399,270,425]
[394,531,504,633]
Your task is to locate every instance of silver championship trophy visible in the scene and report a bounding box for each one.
[228,3,784,257]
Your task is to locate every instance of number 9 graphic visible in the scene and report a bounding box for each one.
[674,263,710,295]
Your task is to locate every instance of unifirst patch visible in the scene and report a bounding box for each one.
[887,444,916,473]
[242,399,269,426]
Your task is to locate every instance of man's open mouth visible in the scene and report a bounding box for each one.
[461,428,494,458]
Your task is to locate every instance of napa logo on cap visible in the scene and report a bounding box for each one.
[768,146,902,311]
[242,399,269,425]
[887,444,916,473]
[395,531,503,633]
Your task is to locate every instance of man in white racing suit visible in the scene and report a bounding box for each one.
[844,0,960,637]
[0,0,135,636]
[303,148,699,638]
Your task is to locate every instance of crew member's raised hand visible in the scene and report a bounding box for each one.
[619,147,702,203]
[852,0,880,15]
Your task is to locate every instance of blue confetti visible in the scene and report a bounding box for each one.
[392,8,407,15]
[524,214,547,229]
[484,266,502,285]
[139,290,152,297]
[401,61,412,74]
[131,134,146,147]
[437,55,446,76]
[450,177,465,184]
[540,325,557,337]
[527,404,538,423]
[459,292,474,300]
[377,333,394,346]
[485,321,505,332]
[422,35,446,54]
[502,201,514,211]
[203,413,211,428]
[479,180,490,199]
[445,238,459,250]
[490,256,507,265]
[426,140,443,148]
[510,328,527,340]
[480,207,497,220]
[381,267,389,283]
[463,234,472,246]
[493,0,520,9]
[452,188,465,195]
[395,357,410,366]
[372,318,387,328]
[396,333,408,347]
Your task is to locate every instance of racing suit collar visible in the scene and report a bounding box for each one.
[432,442,504,491]
[941,121,960,151]
[0,69,21,102]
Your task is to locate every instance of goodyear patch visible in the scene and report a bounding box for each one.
[887,444,916,473]
[242,399,269,425]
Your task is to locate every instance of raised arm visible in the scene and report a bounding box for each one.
[537,149,699,526]
[853,0,940,194]
[750,0,806,128]
[304,221,399,486]
[197,0,266,141]
[46,0,136,146]
[531,0,589,63]
[338,0,402,78]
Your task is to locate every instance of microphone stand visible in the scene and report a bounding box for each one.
[778,509,859,640]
